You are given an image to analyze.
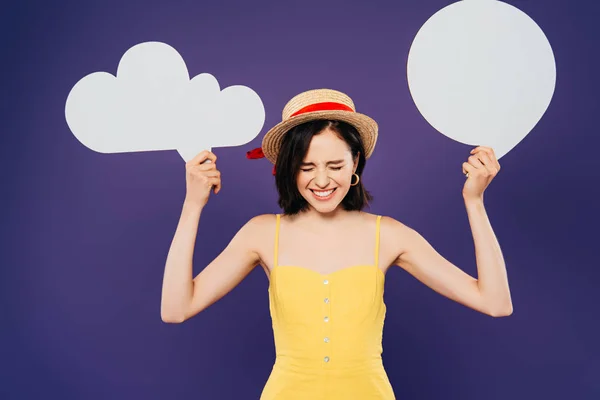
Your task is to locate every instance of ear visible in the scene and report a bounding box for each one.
[353,152,360,172]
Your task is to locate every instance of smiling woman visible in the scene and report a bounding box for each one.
[274,119,372,215]
[161,88,512,400]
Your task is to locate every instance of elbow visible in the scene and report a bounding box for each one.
[160,306,187,323]
[161,314,186,323]
[489,304,513,318]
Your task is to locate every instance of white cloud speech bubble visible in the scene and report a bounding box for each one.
[65,41,265,162]
[407,0,556,159]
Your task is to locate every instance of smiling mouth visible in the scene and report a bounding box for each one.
[310,188,337,198]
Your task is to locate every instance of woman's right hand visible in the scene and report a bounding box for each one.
[184,150,222,208]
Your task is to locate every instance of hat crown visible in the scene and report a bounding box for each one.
[282,89,356,121]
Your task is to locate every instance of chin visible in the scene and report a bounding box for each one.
[304,196,340,213]
[310,202,339,213]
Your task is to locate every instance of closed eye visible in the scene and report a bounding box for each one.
[301,167,343,172]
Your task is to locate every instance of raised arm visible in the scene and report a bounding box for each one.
[385,210,511,317]
[383,146,512,317]
[160,206,265,323]
[160,149,265,323]
[383,216,491,316]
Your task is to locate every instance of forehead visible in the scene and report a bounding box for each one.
[304,129,350,158]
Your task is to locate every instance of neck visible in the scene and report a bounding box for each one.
[299,207,360,224]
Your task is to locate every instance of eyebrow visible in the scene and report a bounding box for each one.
[301,159,346,166]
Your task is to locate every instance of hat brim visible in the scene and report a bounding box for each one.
[261,110,379,164]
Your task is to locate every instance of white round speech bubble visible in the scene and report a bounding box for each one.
[65,41,265,162]
[407,0,556,159]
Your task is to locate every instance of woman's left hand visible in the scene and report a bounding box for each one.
[462,146,501,202]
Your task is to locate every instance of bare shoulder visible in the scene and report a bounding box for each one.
[378,215,415,265]
[379,215,412,232]
[239,212,277,249]
[356,212,406,233]
[223,213,276,251]
[244,213,277,232]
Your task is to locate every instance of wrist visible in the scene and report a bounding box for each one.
[463,195,484,206]
[183,197,205,213]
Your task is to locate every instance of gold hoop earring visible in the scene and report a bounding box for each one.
[350,173,360,186]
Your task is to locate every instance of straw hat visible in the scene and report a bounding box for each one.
[250,89,378,165]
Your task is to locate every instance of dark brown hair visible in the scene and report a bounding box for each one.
[275,120,373,215]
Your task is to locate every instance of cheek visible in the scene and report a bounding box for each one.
[336,171,352,185]
[296,174,310,189]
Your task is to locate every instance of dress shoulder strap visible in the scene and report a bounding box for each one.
[374,215,382,267]
[274,214,281,268]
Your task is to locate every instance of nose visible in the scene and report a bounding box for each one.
[314,168,330,188]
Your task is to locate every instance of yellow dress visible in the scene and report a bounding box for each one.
[260,214,396,399]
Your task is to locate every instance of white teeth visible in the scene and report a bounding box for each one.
[313,189,334,197]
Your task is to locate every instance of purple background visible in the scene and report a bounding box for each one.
[2,0,599,399]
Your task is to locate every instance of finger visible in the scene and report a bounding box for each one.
[472,149,500,171]
[471,147,500,170]
[188,168,220,178]
[187,150,217,167]
[207,177,221,192]
[203,152,217,164]
[198,176,219,188]
[187,150,209,166]
[462,162,475,177]
[470,147,494,160]
[193,162,217,172]
[200,170,220,178]
[470,146,494,154]
[474,152,497,175]
[468,155,485,169]
[213,177,222,194]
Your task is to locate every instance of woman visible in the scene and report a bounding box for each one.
[160,89,513,399]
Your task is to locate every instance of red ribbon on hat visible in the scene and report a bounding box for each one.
[246,147,277,175]
[247,101,354,175]
[289,101,354,117]
[246,147,265,159]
